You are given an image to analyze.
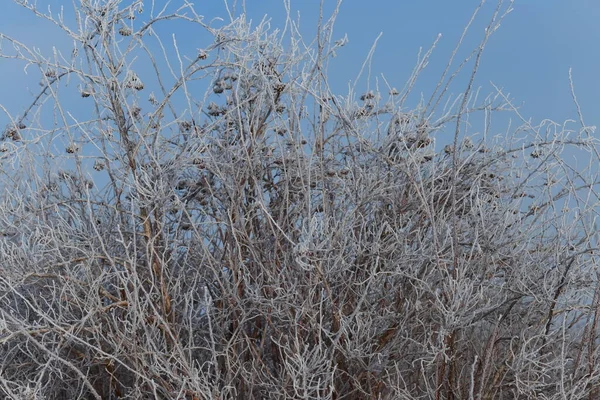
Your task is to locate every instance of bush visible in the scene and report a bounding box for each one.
[0,1,598,399]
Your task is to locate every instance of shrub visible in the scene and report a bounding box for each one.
[0,1,598,399]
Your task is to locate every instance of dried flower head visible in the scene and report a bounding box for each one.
[213,81,225,94]
[530,150,542,159]
[207,102,222,117]
[197,49,208,60]
[125,71,144,90]
[66,144,79,154]
[131,106,142,120]
[443,144,454,154]
[463,137,474,149]
[360,91,376,102]
[44,69,57,78]
[179,121,193,133]
[4,126,21,141]
[47,182,59,192]
[389,88,399,96]
[93,160,105,171]
[119,26,133,36]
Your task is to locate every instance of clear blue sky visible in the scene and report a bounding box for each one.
[0,0,598,132]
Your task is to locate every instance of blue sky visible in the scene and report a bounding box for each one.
[0,0,598,137]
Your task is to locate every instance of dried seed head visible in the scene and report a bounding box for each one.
[148,92,158,105]
[125,71,144,90]
[421,152,434,162]
[463,137,474,149]
[81,90,92,98]
[119,26,133,36]
[389,88,399,96]
[4,126,21,141]
[275,104,286,113]
[530,150,542,159]
[93,160,105,171]
[360,91,376,101]
[197,49,208,60]
[131,106,142,120]
[213,81,225,94]
[443,144,454,154]
[207,102,221,117]
[44,69,56,78]
[58,170,73,180]
[179,120,193,133]
[66,144,79,154]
